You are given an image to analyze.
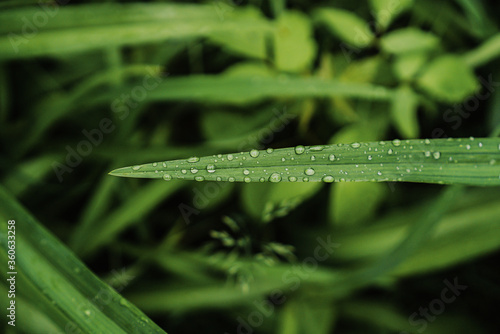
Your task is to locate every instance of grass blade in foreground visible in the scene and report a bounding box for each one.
[0,186,166,333]
[110,138,500,186]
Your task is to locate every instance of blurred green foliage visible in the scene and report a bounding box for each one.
[1,0,500,333]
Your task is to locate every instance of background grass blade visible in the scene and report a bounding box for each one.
[0,185,166,333]
[110,138,500,186]
[0,3,272,60]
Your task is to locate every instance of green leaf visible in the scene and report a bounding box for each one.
[391,85,420,138]
[314,8,374,48]
[207,7,269,59]
[369,0,414,30]
[273,11,317,72]
[417,55,479,102]
[0,186,166,333]
[393,52,428,81]
[380,27,439,54]
[109,138,500,186]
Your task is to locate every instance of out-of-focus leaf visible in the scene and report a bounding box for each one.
[417,55,479,102]
[369,0,414,30]
[273,11,316,72]
[380,27,439,54]
[391,85,420,138]
[314,8,374,48]
[393,52,427,81]
[0,3,273,60]
[278,297,336,334]
[207,7,268,59]
[241,182,322,222]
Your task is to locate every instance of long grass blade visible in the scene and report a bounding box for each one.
[109,138,500,186]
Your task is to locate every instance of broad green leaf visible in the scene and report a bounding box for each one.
[273,11,317,72]
[417,55,479,102]
[0,186,166,333]
[332,182,387,227]
[109,138,500,186]
[207,7,268,59]
[380,27,439,54]
[391,85,420,138]
[314,8,374,48]
[393,52,427,81]
[369,0,414,30]
[0,3,273,60]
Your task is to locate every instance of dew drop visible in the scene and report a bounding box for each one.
[207,164,216,173]
[250,149,260,158]
[377,171,382,176]
[181,169,187,174]
[322,175,334,183]
[388,149,394,155]
[303,177,309,182]
[309,145,324,151]
[294,145,305,155]
[478,142,483,148]
[466,145,471,150]
[259,177,265,182]
[311,155,316,161]
[288,176,297,182]
[424,139,431,145]
[162,174,172,181]
[351,142,361,149]
[328,154,335,161]
[132,165,141,171]
[228,177,235,182]
[187,156,200,163]
[244,177,251,183]
[305,168,315,176]
[269,173,282,183]
[392,139,401,147]
[162,162,167,168]
[195,176,204,181]
[190,167,198,174]
[152,162,158,167]
[227,154,234,161]
[216,176,222,181]
[243,169,250,175]
[368,155,373,161]
[266,148,274,154]
[433,152,441,160]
